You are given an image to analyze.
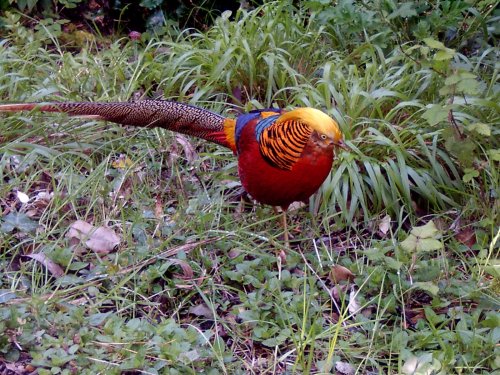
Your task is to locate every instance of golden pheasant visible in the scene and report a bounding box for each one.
[0,101,346,245]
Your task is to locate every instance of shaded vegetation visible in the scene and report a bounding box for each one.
[0,1,498,374]
[0,0,246,33]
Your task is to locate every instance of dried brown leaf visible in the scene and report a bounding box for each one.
[169,259,194,280]
[330,284,349,300]
[155,195,164,219]
[26,253,64,277]
[67,220,93,238]
[455,227,476,248]
[189,303,214,318]
[287,201,306,212]
[175,134,198,163]
[67,220,120,254]
[227,248,241,259]
[335,361,355,375]
[347,287,360,316]
[378,214,391,236]
[329,264,355,284]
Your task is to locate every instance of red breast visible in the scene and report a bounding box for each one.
[236,117,335,210]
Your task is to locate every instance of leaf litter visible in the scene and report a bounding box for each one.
[66,220,121,254]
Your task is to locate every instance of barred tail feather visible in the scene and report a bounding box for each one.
[0,100,235,150]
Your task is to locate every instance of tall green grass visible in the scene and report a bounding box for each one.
[3,4,497,226]
[0,2,498,374]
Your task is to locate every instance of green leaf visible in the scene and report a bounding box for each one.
[414,281,439,296]
[384,256,403,270]
[444,136,477,166]
[457,78,480,95]
[434,50,455,61]
[388,2,417,19]
[179,349,200,364]
[400,235,418,252]
[87,312,112,326]
[0,212,38,233]
[400,234,442,253]
[140,0,163,9]
[391,330,409,350]
[488,149,500,161]
[422,105,449,126]
[423,38,446,49]
[401,221,443,253]
[468,123,491,136]
[364,248,386,261]
[424,306,445,324]
[445,73,462,85]
[0,290,17,303]
[411,221,440,238]
[423,37,455,60]
[416,238,443,252]
[261,328,292,347]
[462,168,480,183]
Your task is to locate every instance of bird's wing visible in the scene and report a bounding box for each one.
[257,116,312,171]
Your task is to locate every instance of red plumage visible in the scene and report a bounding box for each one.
[236,114,335,209]
[0,101,345,213]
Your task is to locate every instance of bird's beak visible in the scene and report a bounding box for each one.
[335,139,350,151]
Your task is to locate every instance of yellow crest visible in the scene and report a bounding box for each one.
[277,108,342,142]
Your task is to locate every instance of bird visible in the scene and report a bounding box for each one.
[0,100,346,246]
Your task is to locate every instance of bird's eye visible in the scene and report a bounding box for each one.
[320,134,327,140]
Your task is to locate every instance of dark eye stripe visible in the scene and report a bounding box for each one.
[258,119,312,170]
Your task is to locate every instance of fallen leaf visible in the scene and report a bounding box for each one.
[189,303,214,318]
[67,220,93,238]
[378,214,391,236]
[1,212,38,233]
[86,227,121,254]
[16,191,30,204]
[169,259,194,280]
[25,209,39,218]
[35,191,53,202]
[347,286,360,316]
[175,134,198,163]
[26,253,64,277]
[455,227,476,248]
[66,220,120,254]
[329,265,355,283]
[402,355,419,375]
[228,248,241,259]
[330,284,349,300]
[32,191,54,213]
[335,361,355,375]
[287,201,306,212]
[155,195,164,219]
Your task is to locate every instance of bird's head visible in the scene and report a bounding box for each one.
[277,107,347,150]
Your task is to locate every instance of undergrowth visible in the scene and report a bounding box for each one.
[0,2,498,374]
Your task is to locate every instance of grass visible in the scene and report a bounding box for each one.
[0,2,499,374]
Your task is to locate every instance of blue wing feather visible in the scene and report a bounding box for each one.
[234,109,282,153]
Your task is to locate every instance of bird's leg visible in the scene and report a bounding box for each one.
[271,207,288,273]
[273,207,290,248]
[281,210,290,249]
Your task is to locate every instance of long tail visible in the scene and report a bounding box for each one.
[0,100,236,150]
